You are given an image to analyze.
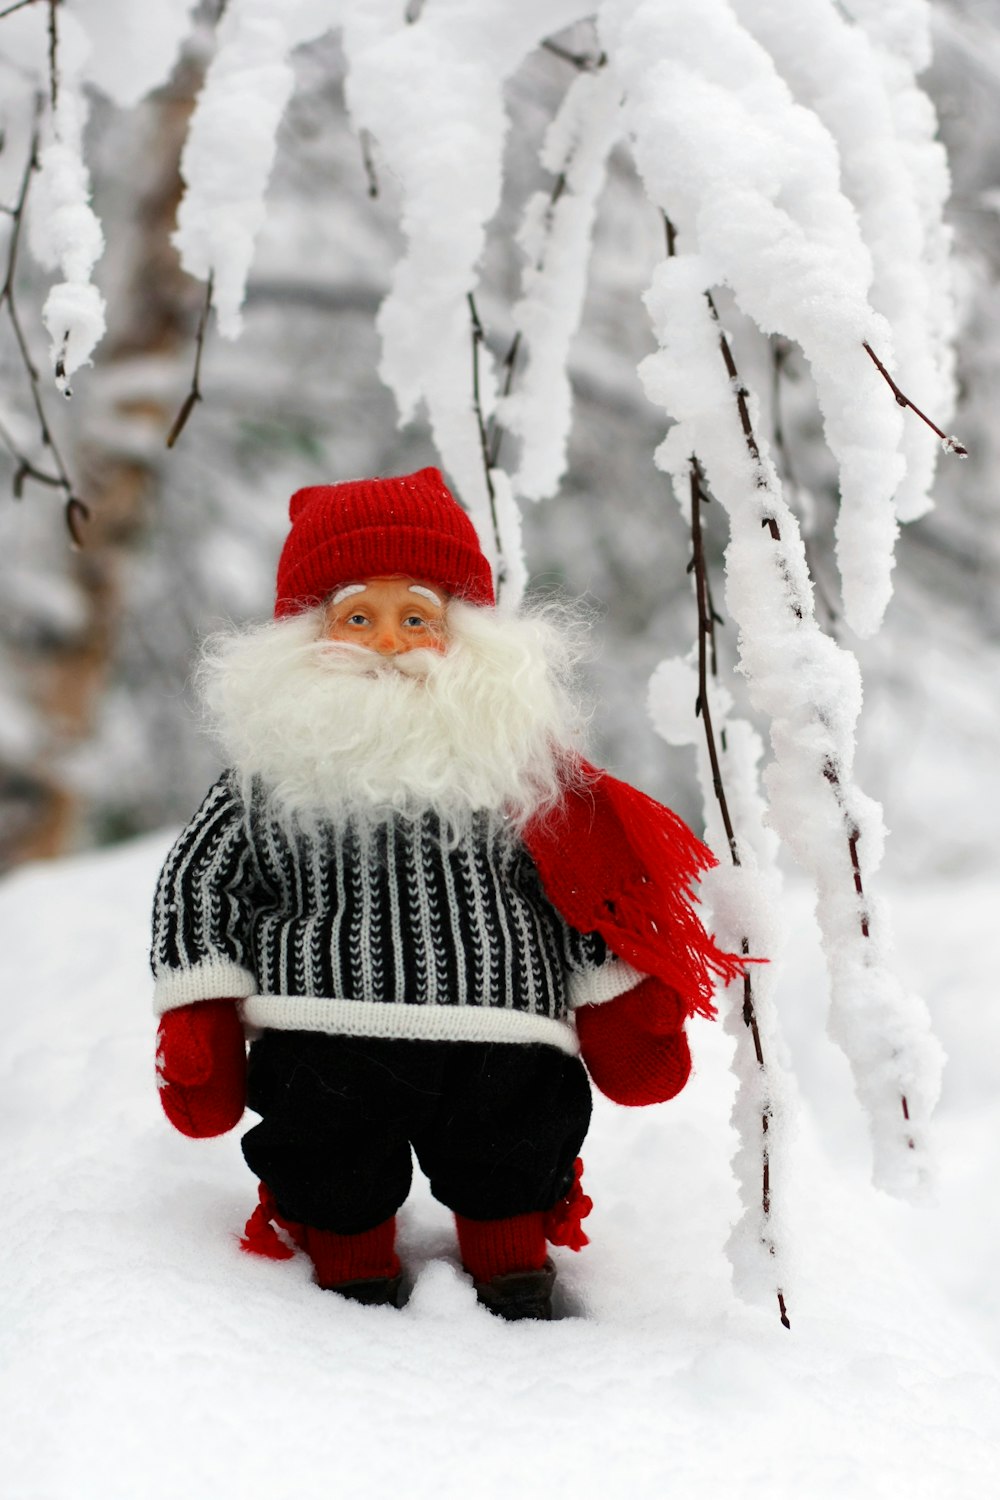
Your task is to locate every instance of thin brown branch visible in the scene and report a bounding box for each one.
[706,290,767,479]
[1,116,37,301]
[819,761,913,1147]
[64,494,89,547]
[0,416,63,493]
[820,757,869,938]
[359,129,379,199]
[691,462,739,868]
[47,0,60,112]
[541,37,607,71]
[487,331,520,469]
[466,292,506,592]
[863,341,967,456]
[770,339,798,492]
[701,293,809,621]
[166,275,213,449]
[0,0,41,20]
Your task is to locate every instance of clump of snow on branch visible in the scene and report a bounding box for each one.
[850,0,955,522]
[339,0,592,569]
[641,252,943,1197]
[845,0,934,68]
[25,14,105,393]
[488,465,529,610]
[173,0,338,340]
[733,0,955,525]
[498,67,621,502]
[650,647,797,1311]
[598,0,915,638]
[2,1,195,395]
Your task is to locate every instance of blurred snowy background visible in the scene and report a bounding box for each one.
[0,1,996,882]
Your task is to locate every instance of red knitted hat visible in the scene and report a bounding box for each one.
[274,468,495,617]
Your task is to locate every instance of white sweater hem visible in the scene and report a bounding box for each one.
[238,993,580,1055]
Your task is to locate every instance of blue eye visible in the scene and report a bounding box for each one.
[347,613,369,626]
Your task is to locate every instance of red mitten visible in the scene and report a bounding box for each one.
[156,999,247,1138]
[575,977,692,1107]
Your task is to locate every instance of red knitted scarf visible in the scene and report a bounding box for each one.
[523,763,746,1019]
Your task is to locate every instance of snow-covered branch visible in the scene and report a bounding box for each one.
[0,111,84,537]
[498,64,620,502]
[654,458,794,1328]
[642,250,943,1197]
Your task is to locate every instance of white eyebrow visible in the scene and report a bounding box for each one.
[330,584,367,605]
[409,585,443,607]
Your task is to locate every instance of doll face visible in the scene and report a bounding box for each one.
[320,575,449,656]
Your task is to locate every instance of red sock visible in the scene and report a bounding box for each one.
[303,1218,400,1289]
[454,1212,548,1282]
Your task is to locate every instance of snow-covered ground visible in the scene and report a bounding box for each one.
[2,832,998,1499]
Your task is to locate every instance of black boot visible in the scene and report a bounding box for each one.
[324,1272,405,1308]
[474,1259,556,1321]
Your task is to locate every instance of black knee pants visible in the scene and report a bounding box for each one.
[242,1031,592,1235]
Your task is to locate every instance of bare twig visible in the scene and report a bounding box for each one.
[466,292,506,592]
[770,339,799,495]
[64,494,90,546]
[47,0,60,112]
[487,332,521,470]
[863,341,967,456]
[542,35,605,72]
[691,466,739,868]
[165,275,213,449]
[541,37,607,71]
[706,290,767,480]
[702,283,805,618]
[0,0,42,20]
[0,416,61,492]
[359,129,379,199]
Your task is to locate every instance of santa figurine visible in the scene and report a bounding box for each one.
[151,467,742,1320]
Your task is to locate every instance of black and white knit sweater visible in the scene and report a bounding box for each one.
[151,773,641,1053]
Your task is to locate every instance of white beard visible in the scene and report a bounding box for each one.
[197,599,591,835]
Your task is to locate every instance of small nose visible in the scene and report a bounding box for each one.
[374,625,404,655]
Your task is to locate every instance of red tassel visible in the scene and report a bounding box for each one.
[544,1158,593,1252]
[239,1183,303,1260]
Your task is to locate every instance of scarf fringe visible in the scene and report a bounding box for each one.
[239,1183,306,1259]
[525,765,751,1021]
[544,1158,592,1252]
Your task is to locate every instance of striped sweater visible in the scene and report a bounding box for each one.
[151,773,642,1053]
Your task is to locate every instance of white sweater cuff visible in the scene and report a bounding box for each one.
[568,956,646,1011]
[153,958,257,1016]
